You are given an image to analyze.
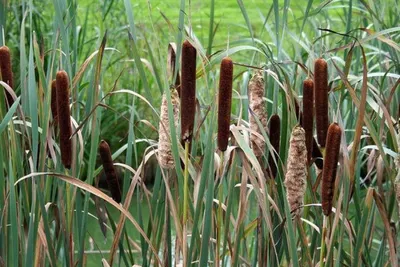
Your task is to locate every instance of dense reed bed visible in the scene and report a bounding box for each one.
[0,0,399,266]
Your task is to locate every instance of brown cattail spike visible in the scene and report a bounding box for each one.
[0,46,14,107]
[180,40,197,144]
[158,88,180,169]
[314,58,329,147]
[302,79,314,165]
[217,57,233,152]
[267,114,280,178]
[284,125,307,217]
[99,140,122,203]
[249,70,267,157]
[321,123,342,216]
[51,79,58,123]
[56,70,72,169]
[167,43,181,96]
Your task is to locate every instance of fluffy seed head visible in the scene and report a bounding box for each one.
[180,40,197,143]
[0,46,14,107]
[249,70,267,157]
[51,79,58,123]
[321,123,341,216]
[56,70,72,169]
[267,114,280,178]
[158,88,180,169]
[302,79,314,165]
[99,140,122,203]
[217,57,233,152]
[314,58,329,147]
[284,125,308,217]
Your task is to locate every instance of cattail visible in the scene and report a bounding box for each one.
[284,125,308,217]
[167,43,181,96]
[314,58,329,147]
[158,88,180,169]
[51,79,58,123]
[267,114,280,178]
[312,138,324,169]
[99,140,122,203]
[56,70,72,169]
[180,40,197,144]
[0,46,14,107]
[249,70,267,157]
[217,57,233,152]
[321,123,341,216]
[302,79,314,165]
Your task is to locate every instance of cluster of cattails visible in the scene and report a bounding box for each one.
[56,70,72,169]
[248,70,267,157]
[180,40,197,144]
[217,57,233,152]
[158,88,180,169]
[99,140,122,203]
[0,45,14,107]
[284,125,308,217]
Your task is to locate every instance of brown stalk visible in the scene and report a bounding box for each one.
[302,79,314,165]
[314,58,329,147]
[180,40,197,144]
[56,70,72,169]
[267,114,280,178]
[0,46,14,107]
[99,140,122,203]
[249,70,267,157]
[158,88,180,169]
[217,57,233,152]
[321,123,342,216]
[51,79,58,124]
[284,125,307,217]
[167,43,181,96]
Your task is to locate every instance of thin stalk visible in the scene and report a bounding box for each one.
[319,216,327,267]
[183,141,190,267]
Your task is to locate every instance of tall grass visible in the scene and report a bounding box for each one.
[0,0,399,266]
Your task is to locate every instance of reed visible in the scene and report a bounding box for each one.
[249,70,267,157]
[314,58,329,147]
[99,140,122,203]
[0,45,14,107]
[51,79,58,123]
[158,88,180,169]
[217,57,233,152]
[267,114,280,178]
[56,70,72,169]
[180,40,197,144]
[302,79,314,165]
[284,125,307,217]
[321,123,341,216]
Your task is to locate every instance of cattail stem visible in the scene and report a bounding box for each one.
[284,125,307,217]
[51,79,58,124]
[56,70,72,169]
[99,140,122,203]
[302,79,314,165]
[314,58,329,147]
[319,216,328,267]
[182,141,190,266]
[249,70,267,157]
[0,46,14,107]
[321,123,341,216]
[180,40,197,144]
[217,57,233,152]
[167,43,181,96]
[267,114,280,178]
